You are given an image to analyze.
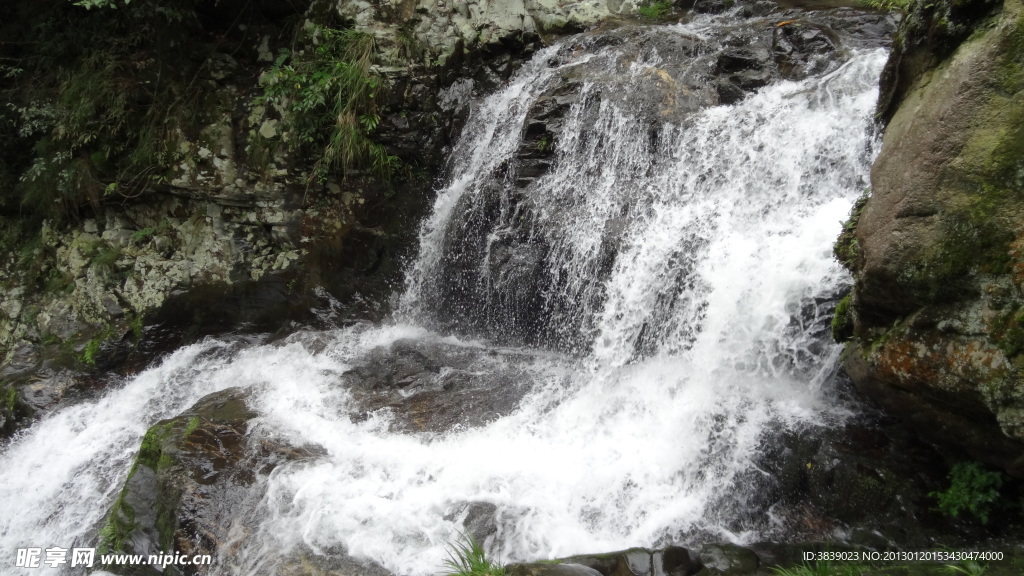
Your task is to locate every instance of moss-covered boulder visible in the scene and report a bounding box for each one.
[839,0,1024,477]
[98,387,316,575]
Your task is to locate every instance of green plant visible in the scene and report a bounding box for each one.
[441,533,505,576]
[80,337,103,366]
[92,244,122,268]
[1,0,214,222]
[130,227,156,244]
[129,314,144,342]
[536,135,552,153]
[831,293,852,343]
[945,561,988,576]
[254,26,399,185]
[834,192,868,270]
[638,0,673,19]
[771,560,863,576]
[931,461,1004,523]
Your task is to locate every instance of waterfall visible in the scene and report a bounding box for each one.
[0,17,887,576]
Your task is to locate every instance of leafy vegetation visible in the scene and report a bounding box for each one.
[0,0,211,222]
[441,534,505,576]
[536,135,552,153]
[771,559,864,576]
[253,26,399,185]
[638,0,674,19]
[931,461,1004,523]
[945,561,989,576]
[79,336,103,366]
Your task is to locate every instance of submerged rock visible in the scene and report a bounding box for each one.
[340,338,542,434]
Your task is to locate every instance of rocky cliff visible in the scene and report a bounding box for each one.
[838,0,1024,476]
[0,0,639,433]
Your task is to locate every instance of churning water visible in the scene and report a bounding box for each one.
[0,20,886,576]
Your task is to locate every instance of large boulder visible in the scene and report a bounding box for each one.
[837,0,1024,476]
[97,388,317,575]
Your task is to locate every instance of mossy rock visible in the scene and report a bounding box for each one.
[842,0,1024,476]
[97,387,317,575]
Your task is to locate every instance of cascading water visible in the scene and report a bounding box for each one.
[0,12,889,576]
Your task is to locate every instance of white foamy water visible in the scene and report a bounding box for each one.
[0,29,886,576]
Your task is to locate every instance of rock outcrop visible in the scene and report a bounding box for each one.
[838,0,1024,476]
[99,388,319,575]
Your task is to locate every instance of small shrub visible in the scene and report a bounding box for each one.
[931,461,1003,524]
[441,534,504,576]
[80,337,102,366]
[254,26,399,184]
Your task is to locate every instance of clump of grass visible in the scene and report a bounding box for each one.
[441,534,504,576]
[945,561,988,576]
[771,559,863,576]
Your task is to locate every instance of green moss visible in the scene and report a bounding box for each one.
[137,421,174,470]
[97,422,174,554]
[98,489,136,555]
[183,416,200,436]
[990,306,1024,357]
[831,294,853,343]
[98,419,180,555]
[834,193,869,271]
[865,321,901,356]
[4,385,16,414]
[897,187,1016,304]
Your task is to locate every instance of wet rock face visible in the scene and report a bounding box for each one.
[753,411,955,545]
[425,7,895,352]
[839,0,1024,476]
[99,388,317,575]
[340,338,540,434]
